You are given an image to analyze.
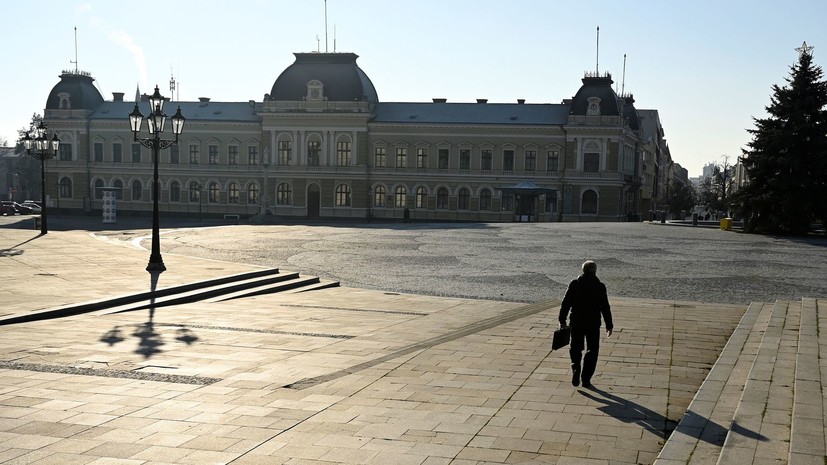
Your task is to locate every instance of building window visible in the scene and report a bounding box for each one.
[545,192,558,212]
[278,140,291,165]
[584,152,599,172]
[277,183,292,205]
[131,180,142,200]
[113,143,122,163]
[248,146,259,165]
[337,141,351,166]
[307,140,320,166]
[189,144,199,164]
[459,149,471,170]
[307,79,323,100]
[335,184,351,206]
[480,189,492,210]
[248,183,259,204]
[416,148,428,168]
[438,148,449,169]
[113,179,123,200]
[373,185,386,207]
[209,144,219,165]
[547,151,559,172]
[59,144,72,161]
[525,150,537,171]
[501,191,513,211]
[437,187,449,209]
[228,146,239,165]
[415,187,427,208]
[503,150,514,171]
[170,145,179,164]
[94,179,104,199]
[131,143,141,163]
[228,182,239,203]
[59,177,73,198]
[481,149,493,171]
[394,186,407,208]
[458,188,470,210]
[94,142,104,162]
[581,189,598,214]
[208,182,220,203]
[374,147,386,167]
[189,182,200,202]
[395,147,407,168]
[170,181,181,202]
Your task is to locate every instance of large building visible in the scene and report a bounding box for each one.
[36,51,674,222]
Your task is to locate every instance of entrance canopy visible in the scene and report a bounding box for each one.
[498,180,557,196]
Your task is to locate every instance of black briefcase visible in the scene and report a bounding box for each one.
[552,326,571,351]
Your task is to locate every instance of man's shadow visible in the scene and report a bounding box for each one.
[579,386,766,444]
[0,235,42,257]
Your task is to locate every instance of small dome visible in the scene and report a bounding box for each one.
[621,94,641,131]
[269,53,378,103]
[568,73,621,116]
[46,71,104,110]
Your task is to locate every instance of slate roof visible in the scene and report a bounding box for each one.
[46,71,104,111]
[372,102,570,126]
[269,53,378,103]
[89,101,260,123]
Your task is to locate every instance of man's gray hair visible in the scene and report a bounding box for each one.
[582,260,598,274]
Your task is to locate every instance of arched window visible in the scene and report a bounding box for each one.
[307,139,321,166]
[394,186,407,208]
[458,188,470,210]
[277,183,292,205]
[307,79,324,100]
[113,179,123,200]
[437,187,449,209]
[59,177,73,198]
[189,182,201,202]
[501,191,512,211]
[581,189,598,214]
[545,192,557,212]
[94,179,104,199]
[228,182,239,203]
[335,184,351,206]
[336,139,351,166]
[208,182,220,203]
[131,180,142,200]
[248,183,259,204]
[170,181,181,202]
[415,187,427,208]
[373,185,386,207]
[479,189,492,211]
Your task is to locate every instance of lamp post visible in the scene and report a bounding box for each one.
[129,85,185,273]
[22,121,61,235]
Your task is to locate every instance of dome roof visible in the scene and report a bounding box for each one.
[46,71,104,111]
[269,53,378,103]
[568,73,621,116]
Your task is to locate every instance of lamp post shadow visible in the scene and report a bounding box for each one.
[133,270,164,359]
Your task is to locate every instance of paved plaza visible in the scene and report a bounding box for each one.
[0,216,825,464]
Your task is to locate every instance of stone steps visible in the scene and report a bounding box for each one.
[656,299,827,465]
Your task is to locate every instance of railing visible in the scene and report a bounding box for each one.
[258,100,371,113]
[568,115,624,126]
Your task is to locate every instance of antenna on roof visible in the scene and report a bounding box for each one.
[316,34,320,52]
[70,27,79,73]
[621,54,627,96]
[334,24,337,53]
[169,66,177,101]
[595,26,600,74]
[324,0,329,53]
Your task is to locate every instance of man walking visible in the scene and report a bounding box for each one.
[559,260,613,388]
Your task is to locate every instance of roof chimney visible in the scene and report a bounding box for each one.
[517,99,525,104]
[199,97,210,103]
[432,98,447,103]
[476,99,488,104]
[112,92,125,102]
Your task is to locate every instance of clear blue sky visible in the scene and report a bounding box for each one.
[2,0,826,177]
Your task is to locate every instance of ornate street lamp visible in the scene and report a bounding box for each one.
[22,121,61,235]
[129,85,185,273]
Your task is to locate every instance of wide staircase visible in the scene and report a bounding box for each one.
[654,298,826,465]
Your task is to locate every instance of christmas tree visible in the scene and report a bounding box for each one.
[735,42,827,234]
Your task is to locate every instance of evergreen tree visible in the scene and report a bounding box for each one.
[734,43,827,234]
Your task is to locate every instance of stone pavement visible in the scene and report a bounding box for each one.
[0,222,822,464]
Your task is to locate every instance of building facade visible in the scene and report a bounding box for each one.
[38,52,672,222]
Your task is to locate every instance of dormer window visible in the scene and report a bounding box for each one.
[58,92,71,110]
[306,80,324,101]
[586,97,601,116]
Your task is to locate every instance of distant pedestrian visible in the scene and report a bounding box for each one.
[559,260,613,388]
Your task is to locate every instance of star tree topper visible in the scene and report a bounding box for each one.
[795,41,814,58]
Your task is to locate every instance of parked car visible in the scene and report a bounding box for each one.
[21,201,42,214]
[1,201,17,215]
